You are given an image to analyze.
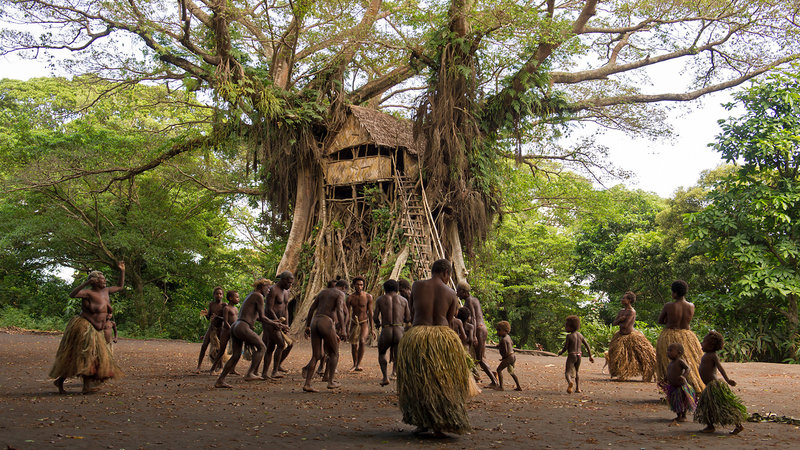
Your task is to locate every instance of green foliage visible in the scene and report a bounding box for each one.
[0,77,270,340]
[687,69,800,362]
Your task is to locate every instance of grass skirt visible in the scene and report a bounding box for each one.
[656,328,705,392]
[207,331,221,363]
[49,316,122,381]
[694,379,747,426]
[396,325,472,434]
[659,380,697,415]
[608,330,656,382]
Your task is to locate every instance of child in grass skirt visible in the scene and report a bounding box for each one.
[695,331,746,434]
[608,291,656,382]
[658,342,696,425]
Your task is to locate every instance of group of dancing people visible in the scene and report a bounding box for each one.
[603,280,747,434]
[48,259,747,438]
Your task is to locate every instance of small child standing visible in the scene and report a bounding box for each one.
[695,331,746,434]
[659,342,697,425]
[495,321,522,391]
[557,315,594,393]
[103,313,117,351]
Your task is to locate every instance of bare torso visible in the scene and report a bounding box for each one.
[374,292,410,327]
[499,334,514,359]
[666,358,689,386]
[267,285,290,322]
[658,300,694,329]
[314,288,346,321]
[563,331,588,355]
[238,291,267,327]
[347,291,373,322]
[614,307,636,335]
[409,278,458,326]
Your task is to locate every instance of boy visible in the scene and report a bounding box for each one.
[695,331,746,434]
[495,321,521,391]
[302,280,348,392]
[557,315,594,393]
[373,279,411,386]
[196,286,225,372]
[209,290,240,373]
[103,312,117,348]
[658,343,697,426]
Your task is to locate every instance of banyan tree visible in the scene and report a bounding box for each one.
[3,0,799,332]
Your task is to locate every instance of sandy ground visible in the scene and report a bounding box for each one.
[1,329,799,449]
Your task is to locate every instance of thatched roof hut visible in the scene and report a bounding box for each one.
[324,106,421,187]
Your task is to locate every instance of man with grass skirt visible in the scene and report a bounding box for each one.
[396,259,473,437]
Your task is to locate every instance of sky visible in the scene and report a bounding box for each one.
[0,54,731,199]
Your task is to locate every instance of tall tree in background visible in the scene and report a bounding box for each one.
[0,77,268,334]
[688,70,800,361]
[2,0,799,328]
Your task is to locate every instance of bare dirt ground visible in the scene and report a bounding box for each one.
[2,329,799,449]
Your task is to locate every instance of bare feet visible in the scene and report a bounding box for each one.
[730,424,744,435]
[243,374,262,382]
[497,386,505,391]
[514,386,523,391]
[54,378,66,395]
[81,379,101,394]
[575,388,582,393]
[668,419,679,427]
[380,380,390,386]
[701,425,715,433]
[270,372,284,379]
[327,381,341,389]
[215,381,233,389]
[277,366,289,373]
[302,385,318,393]
[566,382,574,394]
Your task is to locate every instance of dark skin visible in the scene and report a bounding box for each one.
[558,329,594,393]
[262,273,294,379]
[215,285,288,388]
[373,289,411,386]
[665,346,690,425]
[698,336,744,434]
[496,331,522,391]
[209,292,240,373]
[196,288,225,372]
[613,296,636,335]
[658,291,695,330]
[458,286,498,387]
[408,268,460,437]
[451,317,467,344]
[346,279,374,372]
[58,261,125,394]
[302,286,347,392]
[103,312,117,345]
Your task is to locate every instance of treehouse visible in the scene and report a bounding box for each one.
[323,105,420,192]
[318,105,443,283]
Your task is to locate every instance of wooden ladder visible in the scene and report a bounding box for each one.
[394,172,446,281]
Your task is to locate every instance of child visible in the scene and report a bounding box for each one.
[695,331,747,434]
[209,290,240,373]
[103,312,117,349]
[557,315,594,393]
[658,343,697,426]
[456,307,481,382]
[607,291,656,381]
[495,321,521,391]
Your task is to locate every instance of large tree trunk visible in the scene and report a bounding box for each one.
[444,219,468,286]
[277,164,317,275]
